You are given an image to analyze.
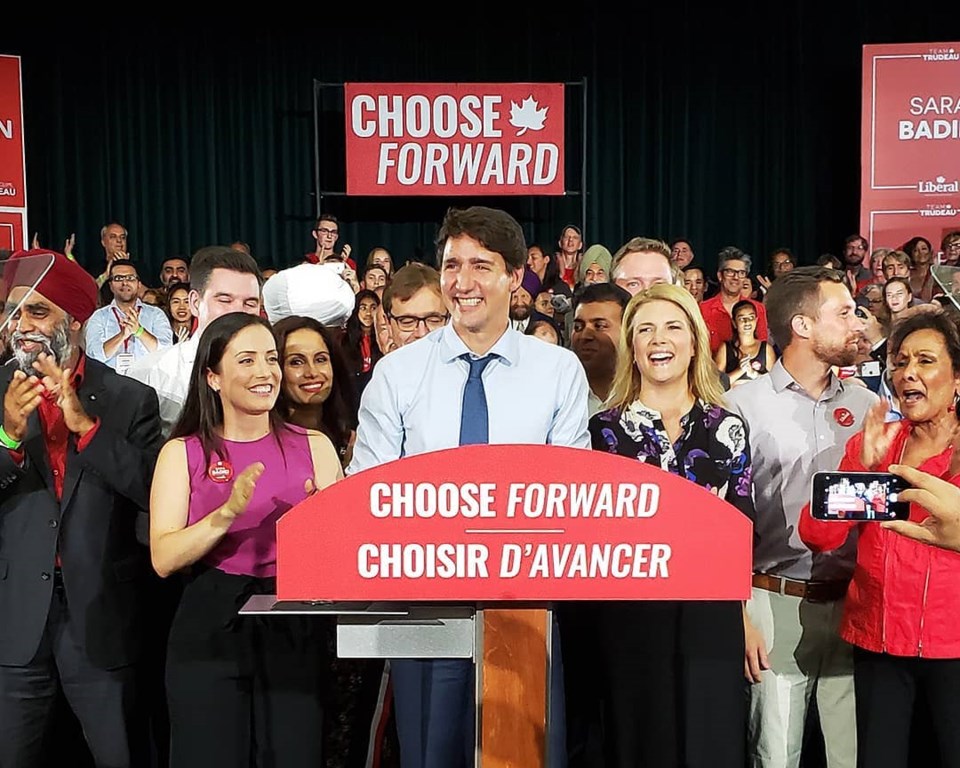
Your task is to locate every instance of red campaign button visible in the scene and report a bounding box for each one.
[834,408,855,427]
[208,460,233,484]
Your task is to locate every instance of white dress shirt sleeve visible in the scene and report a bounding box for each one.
[546,354,590,449]
[347,360,406,475]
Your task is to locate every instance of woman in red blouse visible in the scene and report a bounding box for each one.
[799,309,960,767]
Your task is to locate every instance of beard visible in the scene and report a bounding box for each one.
[812,333,859,368]
[11,318,73,374]
[510,303,532,321]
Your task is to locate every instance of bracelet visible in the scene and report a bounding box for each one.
[0,425,23,450]
[134,325,145,338]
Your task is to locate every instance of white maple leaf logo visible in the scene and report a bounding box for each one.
[509,96,548,136]
[937,175,946,183]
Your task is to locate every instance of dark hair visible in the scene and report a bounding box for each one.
[382,263,441,315]
[315,213,339,229]
[942,230,960,251]
[902,236,932,259]
[161,255,189,270]
[765,266,846,349]
[730,299,760,357]
[528,242,560,289]
[165,281,191,325]
[525,317,561,345]
[769,247,795,271]
[436,206,527,271]
[188,246,262,297]
[572,282,631,315]
[670,238,693,250]
[817,253,843,270]
[883,277,912,300]
[342,290,383,373]
[888,310,960,420]
[273,315,357,456]
[171,313,288,466]
[845,234,869,251]
[362,263,388,281]
[107,258,137,279]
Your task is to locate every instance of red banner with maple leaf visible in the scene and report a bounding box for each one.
[344,83,565,196]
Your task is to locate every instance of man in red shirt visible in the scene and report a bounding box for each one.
[0,249,162,767]
[700,246,769,355]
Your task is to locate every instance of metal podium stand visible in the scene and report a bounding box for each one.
[240,598,556,767]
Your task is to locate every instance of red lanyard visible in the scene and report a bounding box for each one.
[111,307,132,352]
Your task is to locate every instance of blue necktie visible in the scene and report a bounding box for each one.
[459,354,495,445]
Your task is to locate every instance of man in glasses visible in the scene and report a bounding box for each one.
[306,213,356,270]
[84,260,173,375]
[700,246,769,354]
[380,262,449,350]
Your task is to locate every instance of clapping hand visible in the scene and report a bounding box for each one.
[2,370,44,443]
[219,463,265,522]
[32,353,96,437]
[120,307,141,339]
[860,398,899,470]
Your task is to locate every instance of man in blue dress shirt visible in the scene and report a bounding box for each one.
[84,260,172,375]
[349,206,589,768]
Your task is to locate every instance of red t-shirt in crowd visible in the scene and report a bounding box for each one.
[698,295,768,355]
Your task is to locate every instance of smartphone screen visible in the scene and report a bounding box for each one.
[811,471,910,521]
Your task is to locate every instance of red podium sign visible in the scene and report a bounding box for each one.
[344,82,565,196]
[277,445,752,602]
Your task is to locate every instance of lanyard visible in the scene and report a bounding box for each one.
[112,307,133,352]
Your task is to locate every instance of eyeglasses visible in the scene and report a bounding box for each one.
[316,227,338,236]
[389,313,449,331]
[721,268,748,278]
[111,274,138,283]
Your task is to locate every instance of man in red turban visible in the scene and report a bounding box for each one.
[0,249,162,766]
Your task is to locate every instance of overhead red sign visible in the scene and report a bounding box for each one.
[344,82,565,196]
[0,55,26,211]
[860,43,960,250]
[277,445,752,602]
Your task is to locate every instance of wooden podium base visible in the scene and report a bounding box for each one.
[478,608,549,768]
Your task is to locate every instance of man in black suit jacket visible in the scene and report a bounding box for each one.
[0,250,162,768]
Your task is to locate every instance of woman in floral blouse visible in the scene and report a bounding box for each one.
[589,283,754,768]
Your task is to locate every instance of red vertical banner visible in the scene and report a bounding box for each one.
[344,83,565,196]
[0,54,26,250]
[861,43,960,252]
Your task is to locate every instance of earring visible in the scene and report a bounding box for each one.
[952,392,960,413]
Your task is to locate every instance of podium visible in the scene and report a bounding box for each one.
[242,445,752,767]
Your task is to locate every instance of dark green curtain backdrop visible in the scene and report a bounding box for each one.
[2,7,957,281]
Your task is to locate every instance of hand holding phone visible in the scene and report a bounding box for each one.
[811,471,910,521]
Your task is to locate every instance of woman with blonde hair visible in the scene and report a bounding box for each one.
[590,283,754,767]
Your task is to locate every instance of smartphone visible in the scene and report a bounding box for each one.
[811,471,910,521]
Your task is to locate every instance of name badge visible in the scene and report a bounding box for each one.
[116,353,135,376]
[859,360,881,378]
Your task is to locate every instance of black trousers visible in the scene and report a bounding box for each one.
[0,577,138,768]
[854,647,960,768]
[593,600,745,768]
[165,567,327,768]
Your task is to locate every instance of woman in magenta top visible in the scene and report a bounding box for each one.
[150,312,342,766]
